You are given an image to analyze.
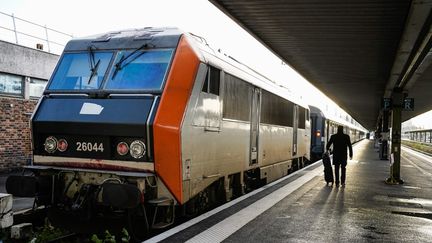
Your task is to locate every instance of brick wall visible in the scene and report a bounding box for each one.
[0,97,37,170]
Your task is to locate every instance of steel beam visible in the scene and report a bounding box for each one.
[386,90,404,184]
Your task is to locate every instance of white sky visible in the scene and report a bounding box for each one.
[1,0,430,130]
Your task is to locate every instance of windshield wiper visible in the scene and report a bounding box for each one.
[88,60,100,84]
[87,46,101,84]
[111,43,151,79]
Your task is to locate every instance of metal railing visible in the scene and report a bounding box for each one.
[0,11,73,54]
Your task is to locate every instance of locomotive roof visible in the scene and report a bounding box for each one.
[309,105,366,132]
[188,34,309,109]
[64,27,183,51]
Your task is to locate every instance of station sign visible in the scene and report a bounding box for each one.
[403,98,414,111]
[382,98,392,111]
[382,97,414,111]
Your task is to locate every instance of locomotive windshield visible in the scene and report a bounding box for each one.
[48,49,174,92]
[105,49,173,90]
[48,52,113,90]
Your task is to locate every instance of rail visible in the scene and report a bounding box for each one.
[0,11,73,54]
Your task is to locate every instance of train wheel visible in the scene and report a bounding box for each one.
[185,179,225,216]
[299,158,304,169]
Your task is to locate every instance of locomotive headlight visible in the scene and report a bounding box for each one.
[44,136,58,153]
[117,142,129,156]
[130,140,146,159]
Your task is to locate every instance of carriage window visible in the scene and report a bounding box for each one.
[105,49,173,90]
[261,90,293,127]
[223,73,251,121]
[202,66,220,95]
[49,52,113,90]
[298,106,306,129]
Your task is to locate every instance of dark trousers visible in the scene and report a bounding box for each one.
[334,164,346,184]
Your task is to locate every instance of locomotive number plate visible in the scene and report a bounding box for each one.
[76,142,104,152]
[70,136,110,159]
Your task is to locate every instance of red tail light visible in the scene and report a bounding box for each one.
[57,139,68,152]
[117,142,129,156]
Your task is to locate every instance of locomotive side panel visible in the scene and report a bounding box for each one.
[297,128,310,161]
[181,64,251,201]
[180,63,314,201]
[259,125,293,166]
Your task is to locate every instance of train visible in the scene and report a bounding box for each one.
[6,27,365,239]
[310,105,366,161]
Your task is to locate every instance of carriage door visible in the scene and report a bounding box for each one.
[292,105,299,156]
[250,87,261,165]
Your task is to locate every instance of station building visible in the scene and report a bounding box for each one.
[0,40,58,170]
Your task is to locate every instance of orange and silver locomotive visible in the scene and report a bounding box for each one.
[7,28,311,235]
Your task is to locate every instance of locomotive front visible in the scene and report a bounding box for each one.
[6,28,192,234]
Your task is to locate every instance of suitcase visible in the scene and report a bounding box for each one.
[322,152,334,185]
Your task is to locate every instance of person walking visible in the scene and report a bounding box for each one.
[326,125,353,187]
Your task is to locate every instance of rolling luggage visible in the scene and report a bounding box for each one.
[322,152,334,186]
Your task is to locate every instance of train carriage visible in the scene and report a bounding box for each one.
[309,105,366,161]
[6,27,311,236]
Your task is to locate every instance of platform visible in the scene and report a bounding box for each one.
[147,139,432,242]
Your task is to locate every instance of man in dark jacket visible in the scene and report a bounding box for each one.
[326,125,353,186]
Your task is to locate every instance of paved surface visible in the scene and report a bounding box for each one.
[149,140,432,242]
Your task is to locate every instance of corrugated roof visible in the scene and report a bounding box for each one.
[211,0,412,129]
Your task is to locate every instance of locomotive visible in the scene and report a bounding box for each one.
[6,27,363,237]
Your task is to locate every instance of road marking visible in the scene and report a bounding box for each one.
[401,185,421,190]
[401,165,414,168]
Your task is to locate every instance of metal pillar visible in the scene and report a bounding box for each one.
[12,14,18,44]
[44,25,51,53]
[386,90,404,184]
[379,110,389,160]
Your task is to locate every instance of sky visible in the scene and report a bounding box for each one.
[0,0,429,130]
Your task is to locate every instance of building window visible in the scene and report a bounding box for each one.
[29,78,48,98]
[0,73,23,96]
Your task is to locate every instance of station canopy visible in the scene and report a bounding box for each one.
[210,0,432,130]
